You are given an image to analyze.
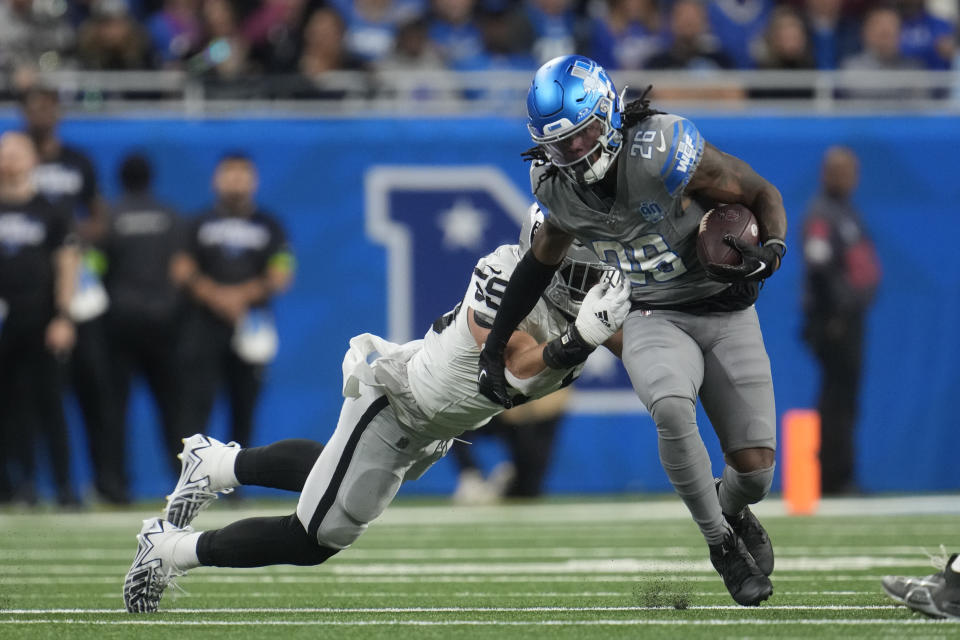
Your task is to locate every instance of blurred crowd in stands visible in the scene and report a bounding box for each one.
[0,0,957,100]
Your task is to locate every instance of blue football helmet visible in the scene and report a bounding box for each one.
[526,55,624,185]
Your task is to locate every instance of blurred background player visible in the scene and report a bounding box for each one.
[20,87,107,250]
[171,153,295,460]
[101,153,185,494]
[19,85,120,504]
[801,146,881,496]
[0,131,80,506]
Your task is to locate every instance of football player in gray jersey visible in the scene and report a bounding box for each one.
[477,55,788,607]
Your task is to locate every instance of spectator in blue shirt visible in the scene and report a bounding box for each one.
[452,7,536,104]
[147,0,202,67]
[705,0,773,68]
[329,0,425,64]
[897,0,955,70]
[522,0,584,65]
[454,8,536,73]
[800,0,861,70]
[588,0,661,70]
[428,0,484,67]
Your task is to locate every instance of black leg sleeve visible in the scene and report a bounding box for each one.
[234,439,325,491]
[196,513,338,567]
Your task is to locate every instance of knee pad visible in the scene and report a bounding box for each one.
[649,396,697,435]
[315,467,402,550]
[314,509,366,550]
[650,396,701,462]
[720,464,775,508]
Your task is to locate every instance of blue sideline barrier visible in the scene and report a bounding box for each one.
[2,112,957,498]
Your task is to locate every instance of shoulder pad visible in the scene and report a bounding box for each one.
[475,244,520,277]
[625,113,705,197]
[467,244,521,316]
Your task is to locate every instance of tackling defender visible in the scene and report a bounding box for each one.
[123,205,630,613]
[477,55,787,606]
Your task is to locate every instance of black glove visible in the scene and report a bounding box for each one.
[705,236,786,283]
[477,344,514,409]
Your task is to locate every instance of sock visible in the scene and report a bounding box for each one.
[650,396,729,545]
[196,514,338,568]
[234,439,325,492]
[171,531,202,571]
[207,445,240,492]
[718,464,775,516]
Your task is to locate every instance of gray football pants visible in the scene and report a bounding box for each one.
[296,382,449,549]
[621,305,776,544]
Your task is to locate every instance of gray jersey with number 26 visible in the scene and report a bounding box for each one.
[531,113,729,307]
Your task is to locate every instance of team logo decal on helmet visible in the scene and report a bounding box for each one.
[527,55,624,185]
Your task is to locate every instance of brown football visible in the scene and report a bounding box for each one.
[696,204,760,267]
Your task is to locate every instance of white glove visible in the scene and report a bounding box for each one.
[573,273,631,347]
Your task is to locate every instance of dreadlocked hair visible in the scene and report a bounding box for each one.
[522,85,662,196]
[621,85,662,129]
[522,146,557,196]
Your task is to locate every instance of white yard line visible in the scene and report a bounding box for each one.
[0,556,937,576]
[0,605,909,614]
[0,545,945,561]
[0,574,913,585]
[0,618,946,627]
[0,590,872,599]
[1,495,957,530]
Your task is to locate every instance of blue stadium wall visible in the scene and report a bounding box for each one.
[4,113,958,498]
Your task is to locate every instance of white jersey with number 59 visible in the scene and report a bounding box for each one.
[403,244,579,440]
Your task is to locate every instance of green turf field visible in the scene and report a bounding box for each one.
[1,496,959,638]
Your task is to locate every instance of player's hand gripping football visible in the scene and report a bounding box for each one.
[705,236,787,283]
[574,272,631,347]
[478,345,514,408]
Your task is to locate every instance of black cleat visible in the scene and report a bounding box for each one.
[724,506,774,576]
[709,531,773,607]
[717,478,774,576]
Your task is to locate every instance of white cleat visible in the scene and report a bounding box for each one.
[123,518,189,613]
[164,434,239,529]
